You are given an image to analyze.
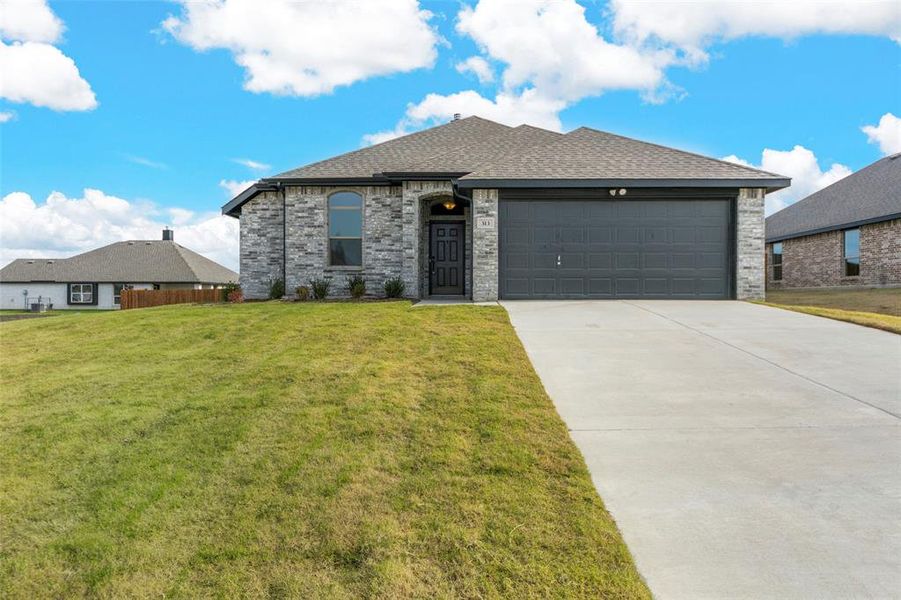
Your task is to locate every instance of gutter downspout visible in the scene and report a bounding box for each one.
[280,182,287,296]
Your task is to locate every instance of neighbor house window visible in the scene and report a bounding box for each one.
[772,242,783,281]
[70,283,93,304]
[113,284,128,305]
[843,228,860,276]
[328,191,362,266]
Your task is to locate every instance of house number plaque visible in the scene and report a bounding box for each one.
[476,217,495,229]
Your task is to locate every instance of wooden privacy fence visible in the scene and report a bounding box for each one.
[120,288,223,310]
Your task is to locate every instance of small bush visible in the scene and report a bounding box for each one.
[346,274,366,299]
[222,282,242,303]
[268,277,285,300]
[384,277,405,298]
[310,277,332,300]
[295,286,310,301]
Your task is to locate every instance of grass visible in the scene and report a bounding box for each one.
[0,302,648,599]
[761,288,901,334]
[765,287,901,316]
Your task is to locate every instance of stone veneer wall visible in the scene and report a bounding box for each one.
[403,181,454,298]
[236,185,406,299]
[766,218,901,288]
[472,189,499,302]
[736,188,766,300]
[239,191,284,300]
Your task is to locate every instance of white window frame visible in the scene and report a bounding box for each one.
[70,283,94,304]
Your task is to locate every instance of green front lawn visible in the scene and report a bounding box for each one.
[762,288,901,334]
[0,302,648,598]
[765,287,901,316]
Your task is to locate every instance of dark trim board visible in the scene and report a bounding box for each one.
[499,188,742,201]
[766,212,901,243]
[460,178,789,191]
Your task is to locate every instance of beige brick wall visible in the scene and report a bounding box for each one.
[766,218,901,288]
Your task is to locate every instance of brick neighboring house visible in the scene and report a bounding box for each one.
[223,116,790,301]
[765,154,901,289]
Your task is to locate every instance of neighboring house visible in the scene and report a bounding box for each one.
[765,154,901,289]
[0,229,238,310]
[224,116,789,301]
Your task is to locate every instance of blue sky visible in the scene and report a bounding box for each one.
[1,0,899,269]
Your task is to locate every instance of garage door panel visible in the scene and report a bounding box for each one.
[499,197,732,299]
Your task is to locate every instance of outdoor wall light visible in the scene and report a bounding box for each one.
[442,199,456,210]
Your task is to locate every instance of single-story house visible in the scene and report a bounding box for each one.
[223,116,790,301]
[765,153,900,289]
[0,229,238,310]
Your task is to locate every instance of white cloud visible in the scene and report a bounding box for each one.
[612,0,901,63]
[408,89,566,130]
[457,0,666,101]
[0,189,239,271]
[0,110,15,122]
[0,0,63,44]
[0,1,97,112]
[372,0,901,142]
[162,0,439,97]
[455,56,494,83]
[369,0,665,140]
[724,146,851,215]
[232,158,271,172]
[126,155,168,169]
[219,179,257,198]
[0,41,97,111]
[862,112,901,156]
[361,124,410,146]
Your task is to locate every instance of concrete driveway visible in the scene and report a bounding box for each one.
[503,300,901,600]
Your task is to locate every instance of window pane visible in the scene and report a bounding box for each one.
[773,242,782,256]
[843,229,859,258]
[329,192,362,208]
[329,209,362,237]
[330,239,362,266]
[845,257,860,276]
[773,265,782,281]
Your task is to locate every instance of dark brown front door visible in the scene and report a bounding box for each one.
[430,222,465,295]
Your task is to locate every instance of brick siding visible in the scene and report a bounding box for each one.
[766,218,901,288]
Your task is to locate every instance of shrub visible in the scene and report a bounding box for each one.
[310,277,332,300]
[384,277,405,298]
[268,277,285,300]
[346,274,366,299]
[222,282,241,303]
[295,285,310,301]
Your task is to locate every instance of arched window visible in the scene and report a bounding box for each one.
[328,191,362,266]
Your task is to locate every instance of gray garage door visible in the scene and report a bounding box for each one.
[499,197,733,299]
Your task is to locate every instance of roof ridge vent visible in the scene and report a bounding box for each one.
[145,241,152,245]
[889,152,900,160]
[128,241,135,245]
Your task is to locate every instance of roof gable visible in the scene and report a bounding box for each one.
[766,154,901,242]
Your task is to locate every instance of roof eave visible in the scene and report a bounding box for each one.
[766,212,901,243]
[456,177,791,191]
[221,182,277,218]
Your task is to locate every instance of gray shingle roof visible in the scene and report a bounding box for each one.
[0,241,238,283]
[274,116,513,179]
[766,154,901,242]
[224,116,789,215]
[459,127,785,182]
